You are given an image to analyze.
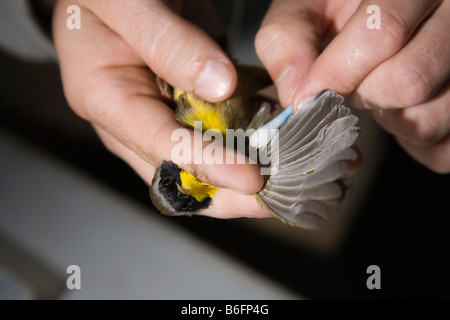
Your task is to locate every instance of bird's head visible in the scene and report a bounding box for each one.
[149,161,217,217]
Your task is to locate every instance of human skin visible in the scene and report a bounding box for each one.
[52,0,269,219]
[255,0,450,173]
[52,0,449,219]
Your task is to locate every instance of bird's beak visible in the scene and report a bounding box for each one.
[176,183,188,195]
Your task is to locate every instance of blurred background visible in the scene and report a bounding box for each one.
[1,0,449,299]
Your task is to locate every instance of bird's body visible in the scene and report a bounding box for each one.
[173,88,239,137]
[170,64,272,135]
[151,63,271,216]
[150,64,360,229]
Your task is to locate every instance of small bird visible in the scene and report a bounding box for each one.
[150,64,359,229]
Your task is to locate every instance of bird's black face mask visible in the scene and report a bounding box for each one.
[150,161,212,216]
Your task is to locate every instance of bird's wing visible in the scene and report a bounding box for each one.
[255,90,360,229]
[247,101,274,129]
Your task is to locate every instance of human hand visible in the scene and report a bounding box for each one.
[256,0,450,173]
[52,0,269,218]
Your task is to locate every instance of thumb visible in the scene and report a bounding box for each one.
[86,0,237,103]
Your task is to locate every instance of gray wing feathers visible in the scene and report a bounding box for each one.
[261,181,345,202]
[256,90,359,229]
[247,102,273,129]
[270,159,355,188]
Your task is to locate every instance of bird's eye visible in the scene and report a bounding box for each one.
[160,177,172,186]
[180,203,189,211]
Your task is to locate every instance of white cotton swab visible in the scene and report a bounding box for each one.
[249,105,293,148]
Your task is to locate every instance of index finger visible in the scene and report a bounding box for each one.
[293,0,441,106]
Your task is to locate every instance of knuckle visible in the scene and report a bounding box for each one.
[147,24,173,68]
[85,72,118,122]
[61,82,90,120]
[390,61,433,107]
[398,136,450,175]
[378,9,411,51]
[97,130,116,154]
[255,17,319,58]
[398,108,440,147]
[424,149,450,174]
[145,21,204,85]
[429,162,450,174]
[255,21,284,57]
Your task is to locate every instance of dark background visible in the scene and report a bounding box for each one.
[1,0,449,299]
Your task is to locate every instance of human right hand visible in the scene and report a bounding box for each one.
[52,0,269,218]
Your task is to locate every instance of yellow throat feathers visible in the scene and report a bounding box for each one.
[173,88,229,136]
[180,170,218,202]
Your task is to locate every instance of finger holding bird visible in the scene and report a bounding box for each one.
[150,63,278,218]
[150,63,360,228]
[154,65,269,196]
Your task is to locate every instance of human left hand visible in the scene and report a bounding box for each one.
[256,0,450,173]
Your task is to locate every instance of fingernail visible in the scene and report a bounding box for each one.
[195,59,232,101]
[275,66,299,106]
